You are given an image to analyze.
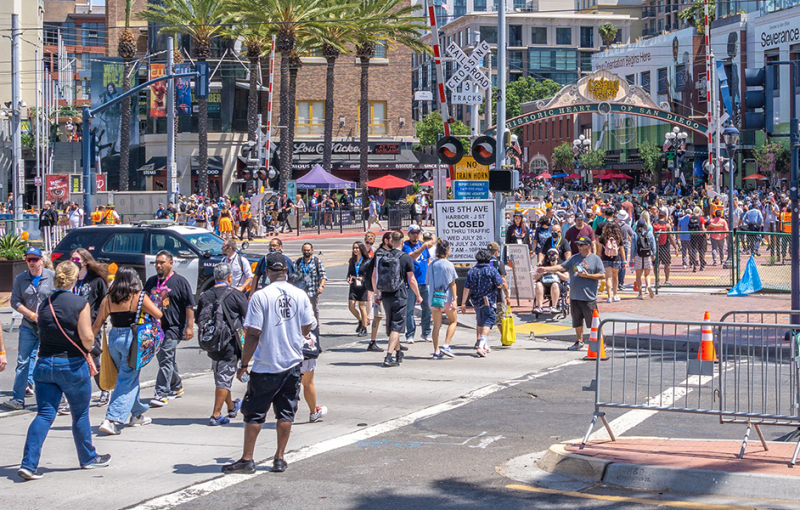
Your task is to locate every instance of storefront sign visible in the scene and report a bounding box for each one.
[46,174,69,202]
[758,18,800,49]
[586,77,621,101]
[506,244,535,300]
[293,142,400,156]
[453,180,489,200]
[454,156,489,180]
[434,200,496,264]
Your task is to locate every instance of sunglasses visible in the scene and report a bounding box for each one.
[71,257,82,264]
[365,241,374,245]
[26,258,41,263]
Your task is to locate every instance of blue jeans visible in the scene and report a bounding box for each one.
[405,284,431,340]
[13,325,39,402]
[106,327,148,424]
[155,336,182,398]
[21,357,97,471]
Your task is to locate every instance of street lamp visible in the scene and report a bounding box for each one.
[574,134,592,185]
[722,125,739,265]
[665,130,677,187]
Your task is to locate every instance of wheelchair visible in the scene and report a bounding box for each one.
[532,275,570,322]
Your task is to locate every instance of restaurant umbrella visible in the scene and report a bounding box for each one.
[365,174,414,189]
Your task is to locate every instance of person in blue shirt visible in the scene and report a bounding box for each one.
[402,225,435,343]
[741,205,764,255]
[677,211,691,268]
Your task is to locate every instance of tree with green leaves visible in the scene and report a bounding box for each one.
[598,23,617,49]
[414,111,470,150]
[637,139,662,180]
[677,0,716,34]
[753,139,789,188]
[224,23,270,142]
[140,0,232,198]
[580,148,606,172]
[482,76,562,132]
[551,142,574,173]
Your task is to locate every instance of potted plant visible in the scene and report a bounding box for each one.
[0,232,29,291]
[599,23,618,50]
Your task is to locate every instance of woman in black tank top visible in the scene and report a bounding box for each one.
[91,267,162,436]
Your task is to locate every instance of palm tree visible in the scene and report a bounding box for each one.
[356,0,429,194]
[139,0,231,198]
[223,24,269,142]
[237,0,342,193]
[117,0,136,191]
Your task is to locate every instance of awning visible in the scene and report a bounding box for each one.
[191,156,224,176]
[137,156,166,175]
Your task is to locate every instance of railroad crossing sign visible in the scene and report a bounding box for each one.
[445,40,491,92]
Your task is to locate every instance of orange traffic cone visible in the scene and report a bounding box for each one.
[584,308,608,360]
[698,311,717,362]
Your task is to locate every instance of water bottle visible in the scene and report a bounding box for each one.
[241,372,250,383]
[529,331,536,342]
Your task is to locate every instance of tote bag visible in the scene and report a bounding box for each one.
[128,292,165,370]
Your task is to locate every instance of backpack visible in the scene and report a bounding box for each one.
[688,215,702,231]
[604,237,619,257]
[636,232,652,258]
[376,250,404,293]
[197,288,237,359]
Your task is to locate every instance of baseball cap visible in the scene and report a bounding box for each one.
[369,195,375,200]
[575,236,592,245]
[266,252,287,271]
[25,247,42,259]
[408,224,421,233]
[575,213,586,220]
[422,231,433,240]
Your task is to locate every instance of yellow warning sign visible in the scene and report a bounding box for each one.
[454,156,489,180]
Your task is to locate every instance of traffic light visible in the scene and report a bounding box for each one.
[195,61,209,100]
[743,66,774,133]
[242,167,253,180]
[436,135,464,165]
[256,168,268,181]
[489,165,519,192]
[471,135,496,166]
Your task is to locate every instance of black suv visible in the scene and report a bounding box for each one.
[53,221,260,299]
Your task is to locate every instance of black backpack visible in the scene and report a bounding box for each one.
[636,233,652,258]
[376,250,404,293]
[197,288,237,359]
[688,215,702,231]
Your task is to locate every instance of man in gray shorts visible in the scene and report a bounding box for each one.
[195,263,249,426]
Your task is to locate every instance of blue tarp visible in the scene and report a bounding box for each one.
[728,255,763,296]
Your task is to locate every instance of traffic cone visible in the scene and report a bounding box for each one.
[698,311,717,362]
[584,308,608,361]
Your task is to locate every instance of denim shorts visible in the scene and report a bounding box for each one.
[603,260,623,270]
[473,303,497,329]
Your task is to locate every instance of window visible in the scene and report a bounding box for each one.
[531,27,547,45]
[296,101,325,135]
[81,23,106,47]
[359,101,387,135]
[580,27,593,48]
[474,0,487,11]
[453,0,467,17]
[641,71,651,94]
[674,64,686,91]
[556,28,571,45]
[579,51,593,72]
[513,0,526,8]
[509,51,524,72]
[626,74,635,85]
[44,24,60,46]
[480,26,497,44]
[374,41,387,59]
[104,232,145,254]
[657,67,668,94]
[509,25,523,47]
[529,49,578,72]
[149,234,192,257]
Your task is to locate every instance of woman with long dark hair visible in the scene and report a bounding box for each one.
[599,221,626,302]
[71,248,110,405]
[92,267,162,436]
[347,242,370,336]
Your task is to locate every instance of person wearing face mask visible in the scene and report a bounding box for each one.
[538,223,570,266]
[293,243,327,328]
[222,240,253,293]
[250,238,296,298]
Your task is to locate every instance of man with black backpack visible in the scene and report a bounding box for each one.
[195,263,249,426]
[687,206,707,272]
[373,231,422,368]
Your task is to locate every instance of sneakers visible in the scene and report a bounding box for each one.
[168,387,184,399]
[549,306,561,314]
[648,286,655,299]
[612,295,621,302]
[57,401,71,416]
[421,334,433,342]
[128,414,152,427]
[228,398,242,419]
[606,297,613,303]
[636,294,645,300]
[82,453,112,469]
[2,399,24,411]
[476,347,487,357]
[367,342,382,352]
[25,384,34,397]
[97,391,110,407]
[272,458,288,473]
[98,419,120,436]
[396,350,405,364]
[149,397,168,408]
[432,351,445,360]
[209,415,231,426]
[382,354,398,367]
[404,336,415,344]
[17,468,43,481]
[310,406,328,423]
[533,306,543,314]
[568,341,585,351]
[473,339,481,350]
[440,345,455,358]
[222,458,256,475]
[357,326,368,337]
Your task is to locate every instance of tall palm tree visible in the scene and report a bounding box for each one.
[223,24,269,142]
[237,0,342,193]
[117,0,136,191]
[140,0,231,198]
[356,0,429,194]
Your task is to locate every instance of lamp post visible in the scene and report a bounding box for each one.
[665,128,677,187]
[722,125,739,266]
[574,134,591,186]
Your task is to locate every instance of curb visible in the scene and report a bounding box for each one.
[540,438,800,501]
[248,231,378,242]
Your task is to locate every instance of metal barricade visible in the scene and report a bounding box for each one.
[720,310,800,327]
[582,318,800,465]
[653,230,735,289]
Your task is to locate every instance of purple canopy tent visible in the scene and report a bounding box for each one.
[296,164,357,190]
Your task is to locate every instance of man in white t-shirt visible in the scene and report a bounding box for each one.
[67,203,84,229]
[222,253,315,475]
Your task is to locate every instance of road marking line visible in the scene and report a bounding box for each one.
[506,484,769,510]
[129,359,585,510]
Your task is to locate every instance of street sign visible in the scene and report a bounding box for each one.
[445,40,491,92]
[454,156,489,180]
[453,180,489,200]
[414,91,433,101]
[434,199,496,263]
[451,81,484,105]
[34,176,41,186]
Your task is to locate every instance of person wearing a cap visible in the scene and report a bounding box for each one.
[223,253,315,475]
[155,203,168,220]
[3,247,56,410]
[537,236,604,351]
[565,213,595,255]
[614,209,633,292]
[505,210,531,246]
[402,225,435,344]
[365,195,381,231]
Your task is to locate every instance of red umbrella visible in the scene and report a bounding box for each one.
[366,175,414,189]
[613,172,633,180]
[568,173,581,179]
[419,178,451,187]
[536,172,552,179]
[742,173,767,180]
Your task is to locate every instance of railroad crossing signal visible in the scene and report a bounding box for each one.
[445,40,491,92]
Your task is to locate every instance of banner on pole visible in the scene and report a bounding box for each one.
[149,63,167,117]
[434,199,496,263]
[46,174,69,202]
[175,64,192,116]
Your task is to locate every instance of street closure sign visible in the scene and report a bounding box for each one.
[506,244,535,300]
[454,156,489,180]
[453,180,489,200]
[435,200,496,263]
